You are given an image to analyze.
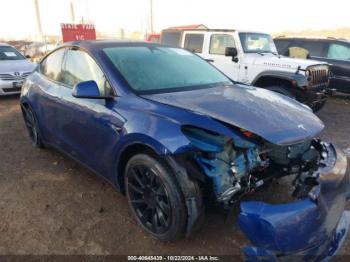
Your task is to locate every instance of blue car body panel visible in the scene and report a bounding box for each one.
[20,41,349,259]
[142,84,324,146]
[239,145,350,261]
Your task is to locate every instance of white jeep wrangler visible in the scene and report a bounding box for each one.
[161,29,331,111]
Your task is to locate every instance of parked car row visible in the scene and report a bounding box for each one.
[19,39,350,261]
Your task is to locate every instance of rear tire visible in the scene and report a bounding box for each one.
[125,153,187,241]
[22,105,44,148]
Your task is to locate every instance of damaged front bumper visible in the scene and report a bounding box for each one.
[239,145,350,261]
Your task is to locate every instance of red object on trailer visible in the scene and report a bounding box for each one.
[146,33,161,43]
[61,23,96,42]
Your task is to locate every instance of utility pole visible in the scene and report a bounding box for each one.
[150,0,154,33]
[33,0,43,41]
[70,0,75,23]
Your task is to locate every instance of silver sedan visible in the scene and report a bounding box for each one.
[0,43,36,96]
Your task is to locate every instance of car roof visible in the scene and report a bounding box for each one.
[275,36,350,43]
[161,28,269,34]
[0,43,11,47]
[59,40,164,52]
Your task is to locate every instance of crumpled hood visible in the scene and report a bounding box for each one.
[142,84,324,145]
[251,54,327,70]
[0,59,36,74]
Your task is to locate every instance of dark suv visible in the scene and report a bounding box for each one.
[274,37,350,94]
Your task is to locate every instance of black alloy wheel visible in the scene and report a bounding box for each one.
[125,154,186,241]
[22,105,43,148]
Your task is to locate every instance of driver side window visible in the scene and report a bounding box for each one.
[61,49,111,96]
[209,34,235,55]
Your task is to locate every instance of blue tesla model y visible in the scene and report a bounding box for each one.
[20,41,350,260]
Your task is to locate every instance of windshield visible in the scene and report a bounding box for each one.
[239,32,277,54]
[103,46,232,94]
[0,46,25,61]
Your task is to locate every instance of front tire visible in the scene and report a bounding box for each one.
[125,154,187,241]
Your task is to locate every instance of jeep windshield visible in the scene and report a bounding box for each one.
[0,46,26,61]
[103,46,232,94]
[239,32,277,54]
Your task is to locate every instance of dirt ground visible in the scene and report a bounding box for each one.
[0,94,350,257]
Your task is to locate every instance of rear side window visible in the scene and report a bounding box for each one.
[209,34,235,55]
[327,43,350,60]
[299,41,327,57]
[61,49,110,96]
[184,34,204,53]
[161,31,182,47]
[40,48,66,82]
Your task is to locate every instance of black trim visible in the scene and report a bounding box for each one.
[252,70,308,88]
[136,82,233,95]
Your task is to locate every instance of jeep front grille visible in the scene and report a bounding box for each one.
[308,65,329,88]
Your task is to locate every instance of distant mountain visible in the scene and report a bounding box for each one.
[274,27,350,40]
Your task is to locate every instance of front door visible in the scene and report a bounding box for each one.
[201,33,240,81]
[57,48,125,178]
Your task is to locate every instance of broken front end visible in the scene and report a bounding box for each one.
[179,125,350,260]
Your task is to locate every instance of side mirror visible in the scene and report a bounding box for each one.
[225,47,239,62]
[25,55,31,59]
[72,80,103,99]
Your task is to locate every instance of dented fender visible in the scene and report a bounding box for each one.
[238,145,350,260]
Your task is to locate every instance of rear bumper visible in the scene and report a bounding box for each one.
[239,145,350,261]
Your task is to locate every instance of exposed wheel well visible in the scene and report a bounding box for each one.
[117,143,158,194]
[254,77,293,89]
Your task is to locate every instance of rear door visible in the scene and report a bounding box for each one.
[200,33,240,80]
[35,47,67,146]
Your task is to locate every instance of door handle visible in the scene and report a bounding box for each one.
[205,59,215,62]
